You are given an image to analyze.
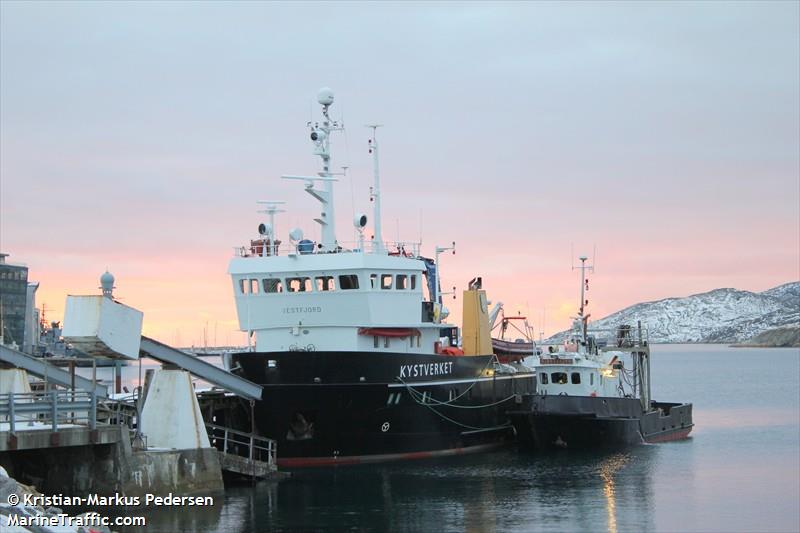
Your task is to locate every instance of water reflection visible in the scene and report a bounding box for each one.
[108,493,224,533]
[599,453,629,533]
[168,448,657,532]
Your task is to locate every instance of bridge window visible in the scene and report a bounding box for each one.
[551,372,568,384]
[262,278,284,293]
[370,274,378,289]
[250,279,260,294]
[396,274,408,289]
[410,275,417,290]
[381,274,393,290]
[540,373,549,384]
[239,279,247,294]
[590,373,594,385]
[287,277,312,293]
[315,276,336,291]
[571,372,581,384]
[339,274,359,290]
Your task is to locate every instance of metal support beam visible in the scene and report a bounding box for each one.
[139,337,262,401]
[0,345,108,398]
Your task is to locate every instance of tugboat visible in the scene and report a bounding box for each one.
[224,89,535,467]
[508,256,693,449]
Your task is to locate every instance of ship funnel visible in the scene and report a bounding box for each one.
[462,278,492,356]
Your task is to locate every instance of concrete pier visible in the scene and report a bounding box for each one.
[1,425,223,496]
[0,384,227,496]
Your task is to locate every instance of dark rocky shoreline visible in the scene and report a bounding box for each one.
[0,466,114,533]
[734,325,800,348]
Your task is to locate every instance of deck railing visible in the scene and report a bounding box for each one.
[205,422,276,466]
[543,323,650,349]
[234,239,421,258]
[589,324,650,348]
[0,390,98,432]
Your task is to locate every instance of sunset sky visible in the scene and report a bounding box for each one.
[1,1,798,346]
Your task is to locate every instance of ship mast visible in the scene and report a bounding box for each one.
[367,125,385,254]
[573,255,594,342]
[282,87,343,252]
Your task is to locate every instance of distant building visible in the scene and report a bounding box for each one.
[0,253,30,350]
[24,282,40,354]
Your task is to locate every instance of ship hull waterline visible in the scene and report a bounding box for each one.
[508,394,693,450]
[228,350,537,468]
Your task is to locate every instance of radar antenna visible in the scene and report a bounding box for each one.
[572,255,594,341]
[282,87,344,252]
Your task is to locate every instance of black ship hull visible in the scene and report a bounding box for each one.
[508,394,693,450]
[228,351,536,467]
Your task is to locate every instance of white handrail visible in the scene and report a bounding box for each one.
[234,239,422,258]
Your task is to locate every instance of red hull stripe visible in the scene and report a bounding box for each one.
[645,427,693,443]
[278,442,504,468]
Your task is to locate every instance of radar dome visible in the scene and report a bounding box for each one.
[100,270,115,297]
[317,87,334,106]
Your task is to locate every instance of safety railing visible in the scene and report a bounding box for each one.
[206,422,276,466]
[0,390,98,432]
[543,323,650,350]
[589,324,650,348]
[96,397,139,429]
[234,239,421,258]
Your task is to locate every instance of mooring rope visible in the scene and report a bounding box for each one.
[393,355,522,430]
[394,355,501,407]
[415,399,512,431]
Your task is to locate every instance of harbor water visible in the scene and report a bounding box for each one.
[92,344,799,532]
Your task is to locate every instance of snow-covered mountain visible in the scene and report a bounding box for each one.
[550,281,799,344]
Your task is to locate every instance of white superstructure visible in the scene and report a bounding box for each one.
[228,89,451,354]
[526,340,627,399]
[524,257,636,399]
